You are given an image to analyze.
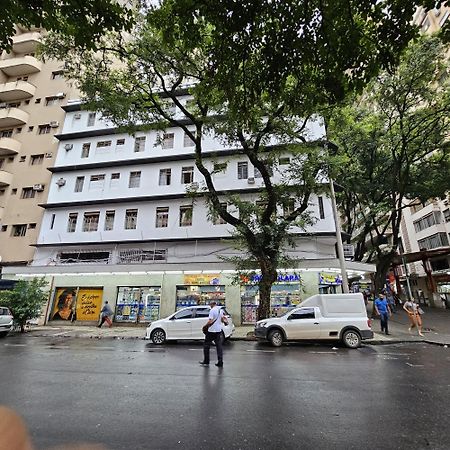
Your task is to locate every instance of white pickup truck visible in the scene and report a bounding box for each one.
[254,293,373,348]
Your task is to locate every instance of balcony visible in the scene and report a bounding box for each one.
[0,80,36,102]
[0,137,20,156]
[0,107,29,127]
[12,32,41,54]
[0,169,13,187]
[0,55,42,76]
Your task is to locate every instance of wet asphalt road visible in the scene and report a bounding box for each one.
[0,337,449,450]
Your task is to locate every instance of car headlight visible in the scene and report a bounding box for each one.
[256,322,268,328]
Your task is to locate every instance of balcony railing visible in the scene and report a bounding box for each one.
[0,80,36,102]
[0,55,42,76]
[0,137,20,156]
[0,107,29,127]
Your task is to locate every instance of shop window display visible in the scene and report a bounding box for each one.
[115,287,161,323]
[176,284,225,310]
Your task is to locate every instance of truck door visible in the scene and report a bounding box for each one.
[284,307,321,339]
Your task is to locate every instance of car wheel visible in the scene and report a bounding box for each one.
[0,331,8,338]
[268,329,283,347]
[342,329,361,349]
[150,329,166,345]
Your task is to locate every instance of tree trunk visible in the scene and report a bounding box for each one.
[257,263,277,321]
[20,323,25,333]
[374,253,395,295]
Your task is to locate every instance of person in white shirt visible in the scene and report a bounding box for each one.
[199,301,228,367]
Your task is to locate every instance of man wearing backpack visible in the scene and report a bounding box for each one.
[199,301,228,367]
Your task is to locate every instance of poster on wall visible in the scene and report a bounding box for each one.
[51,288,77,321]
[76,288,103,321]
[51,287,103,321]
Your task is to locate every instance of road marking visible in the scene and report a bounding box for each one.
[4,343,27,347]
[246,349,275,353]
[406,363,424,367]
[308,351,338,354]
[51,332,71,336]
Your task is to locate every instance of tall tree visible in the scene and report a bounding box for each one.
[43,1,427,319]
[329,36,450,293]
[0,0,133,52]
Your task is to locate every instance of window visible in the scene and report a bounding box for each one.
[50,214,56,230]
[129,171,141,188]
[134,136,146,152]
[444,209,450,223]
[125,209,138,230]
[1,225,7,232]
[0,159,4,169]
[104,210,115,231]
[89,174,105,190]
[289,308,316,320]
[173,309,194,320]
[28,223,36,229]
[34,98,41,104]
[96,140,112,154]
[51,70,64,80]
[87,112,96,126]
[194,308,210,318]
[162,133,174,149]
[11,224,27,237]
[183,131,195,147]
[179,205,193,226]
[181,166,194,184]
[28,126,34,132]
[318,196,325,220]
[17,76,28,81]
[159,168,171,185]
[74,176,84,192]
[20,156,26,162]
[82,212,100,232]
[156,207,169,228]
[81,143,90,158]
[212,203,227,225]
[237,162,248,180]
[15,128,22,134]
[417,233,449,251]
[8,102,20,108]
[38,124,51,134]
[30,154,44,165]
[45,96,60,106]
[21,187,35,199]
[110,173,120,188]
[413,212,441,233]
[11,188,17,195]
[116,138,125,146]
[279,157,290,165]
[283,199,295,218]
[1,130,13,138]
[254,167,262,178]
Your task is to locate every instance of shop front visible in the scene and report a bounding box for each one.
[176,274,225,309]
[50,286,103,322]
[115,286,161,323]
[318,272,343,294]
[240,273,302,324]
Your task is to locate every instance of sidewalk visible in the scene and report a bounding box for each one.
[16,307,450,346]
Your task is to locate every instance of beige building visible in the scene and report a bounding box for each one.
[0,26,76,268]
[413,5,450,33]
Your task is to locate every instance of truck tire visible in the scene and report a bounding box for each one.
[268,329,284,347]
[342,329,361,349]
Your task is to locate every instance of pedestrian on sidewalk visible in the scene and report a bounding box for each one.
[374,292,391,335]
[403,299,424,337]
[98,301,114,328]
[199,301,228,367]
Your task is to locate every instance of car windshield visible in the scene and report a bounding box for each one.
[0,307,11,316]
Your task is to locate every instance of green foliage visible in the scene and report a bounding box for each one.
[0,0,133,52]
[328,36,450,289]
[0,278,48,332]
[41,1,429,319]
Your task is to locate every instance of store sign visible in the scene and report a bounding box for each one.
[319,272,343,285]
[184,274,220,285]
[241,273,301,284]
[76,288,103,321]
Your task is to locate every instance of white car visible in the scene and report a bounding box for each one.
[146,305,235,344]
[0,307,14,338]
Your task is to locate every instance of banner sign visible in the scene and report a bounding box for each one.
[76,288,103,321]
[240,273,301,284]
[51,287,103,321]
[183,274,220,285]
[319,272,343,285]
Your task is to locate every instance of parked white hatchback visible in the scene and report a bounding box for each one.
[255,293,373,348]
[0,307,14,338]
[146,305,235,344]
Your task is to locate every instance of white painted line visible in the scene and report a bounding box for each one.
[246,349,276,353]
[51,332,71,336]
[406,363,424,367]
[4,343,27,347]
[308,351,338,354]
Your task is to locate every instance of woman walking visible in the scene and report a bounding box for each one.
[403,299,424,337]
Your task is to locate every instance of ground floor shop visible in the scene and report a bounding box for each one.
[3,260,374,325]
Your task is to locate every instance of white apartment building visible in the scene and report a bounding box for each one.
[4,99,374,325]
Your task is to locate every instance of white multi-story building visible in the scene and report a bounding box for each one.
[4,99,374,325]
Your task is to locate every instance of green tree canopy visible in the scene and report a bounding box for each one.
[42,1,431,319]
[0,0,133,52]
[328,36,450,293]
[0,278,48,332]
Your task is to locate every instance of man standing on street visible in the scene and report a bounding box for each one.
[199,301,228,367]
[98,301,114,328]
[374,292,391,335]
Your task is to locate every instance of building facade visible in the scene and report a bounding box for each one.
[0,26,77,267]
[4,99,373,325]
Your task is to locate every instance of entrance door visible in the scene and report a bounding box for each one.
[284,308,321,339]
[166,308,194,339]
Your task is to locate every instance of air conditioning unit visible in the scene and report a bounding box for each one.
[33,184,44,191]
[55,92,65,98]
[190,182,199,189]
[247,177,255,185]
[56,178,66,187]
[49,121,59,128]
[64,143,73,151]
[74,113,81,119]
[44,152,53,158]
